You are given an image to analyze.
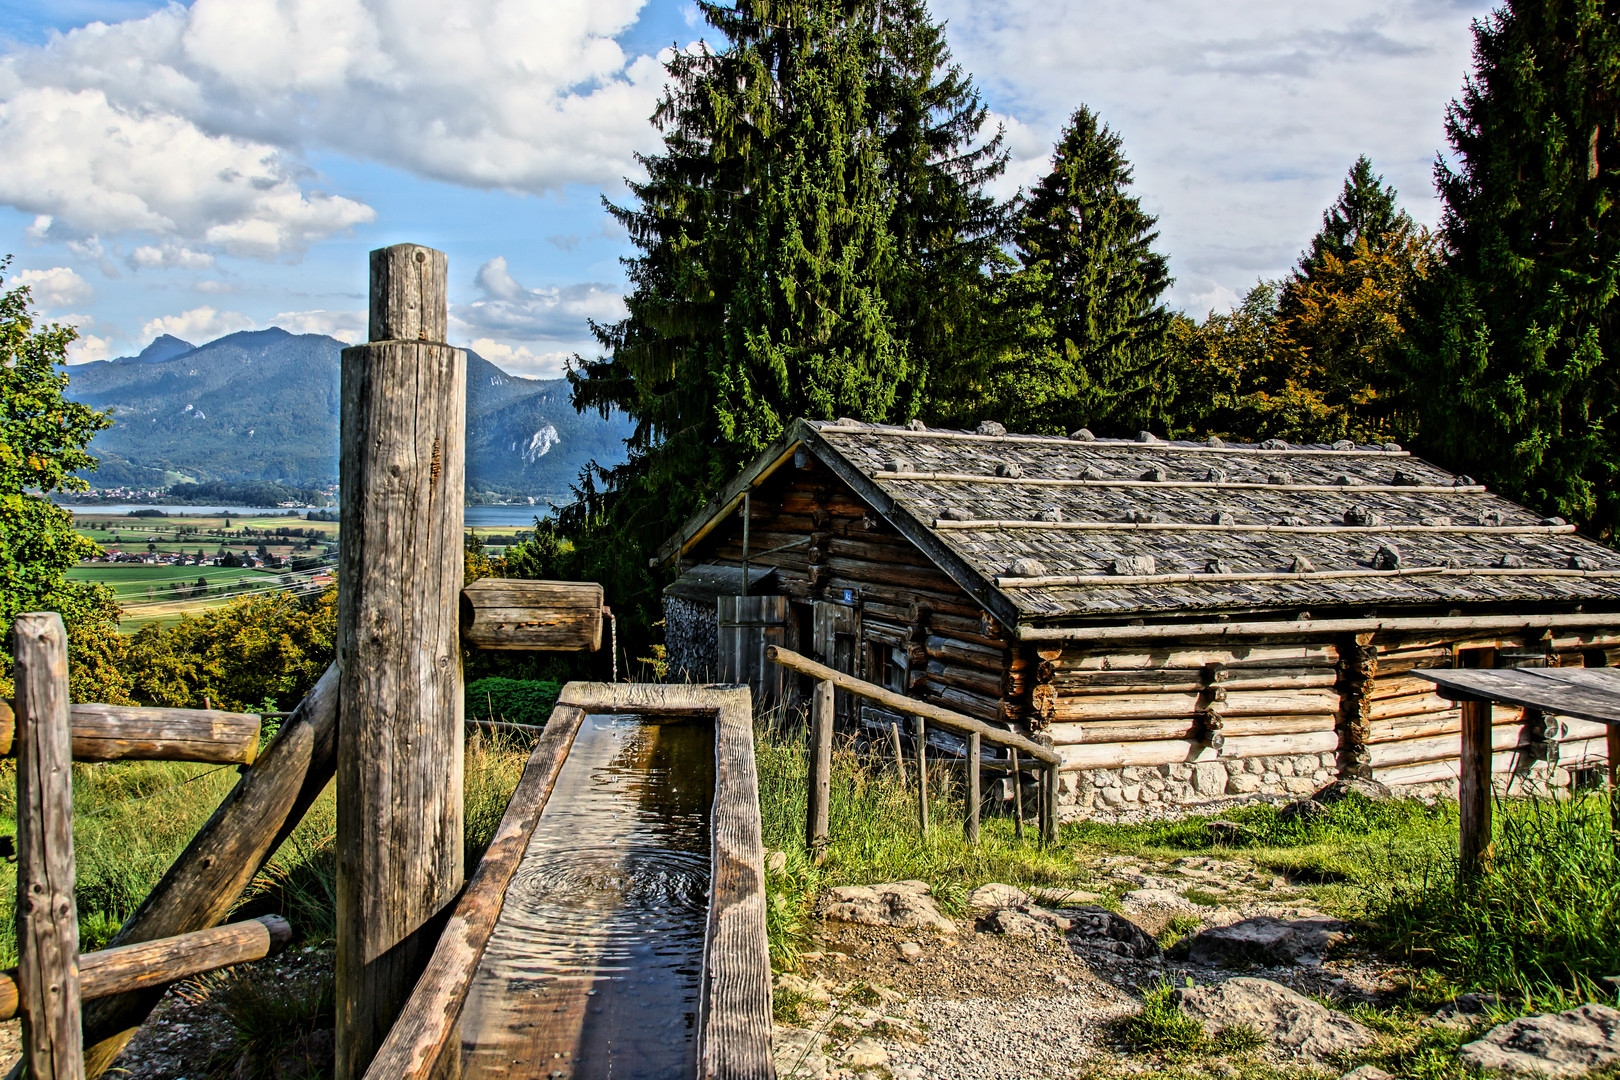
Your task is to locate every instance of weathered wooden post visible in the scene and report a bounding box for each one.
[914,715,928,832]
[806,680,833,861]
[13,612,84,1080]
[336,244,467,1079]
[1458,697,1492,878]
[965,730,981,843]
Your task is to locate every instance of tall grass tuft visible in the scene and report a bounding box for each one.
[754,713,1083,968]
[0,732,534,965]
[1367,791,1620,1002]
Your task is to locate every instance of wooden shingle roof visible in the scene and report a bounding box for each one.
[660,418,1620,626]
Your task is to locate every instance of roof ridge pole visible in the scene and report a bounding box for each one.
[336,244,466,1080]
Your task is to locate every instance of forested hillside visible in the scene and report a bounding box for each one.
[61,329,632,499]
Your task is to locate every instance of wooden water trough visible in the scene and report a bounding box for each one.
[365,683,773,1080]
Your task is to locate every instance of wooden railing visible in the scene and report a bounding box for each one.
[9,613,301,1079]
[765,646,1061,853]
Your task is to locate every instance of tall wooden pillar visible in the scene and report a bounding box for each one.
[336,244,467,1079]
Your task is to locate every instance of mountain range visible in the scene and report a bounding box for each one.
[60,329,632,499]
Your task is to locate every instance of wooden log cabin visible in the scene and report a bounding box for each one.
[657,418,1620,811]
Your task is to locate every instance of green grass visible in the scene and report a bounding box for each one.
[68,563,276,592]
[756,718,1087,969]
[0,732,532,965]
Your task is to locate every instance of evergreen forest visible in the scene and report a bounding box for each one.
[547,0,1620,652]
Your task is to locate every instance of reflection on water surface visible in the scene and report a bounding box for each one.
[460,714,714,1080]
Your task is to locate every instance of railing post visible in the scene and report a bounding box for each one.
[13,612,84,1080]
[807,679,832,862]
[965,731,981,844]
[888,722,905,784]
[337,244,467,1079]
[1043,764,1060,845]
[1009,748,1023,841]
[1458,696,1492,878]
[914,715,928,833]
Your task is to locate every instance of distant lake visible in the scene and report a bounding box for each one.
[64,504,320,517]
[65,503,549,529]
[465,505,549,528]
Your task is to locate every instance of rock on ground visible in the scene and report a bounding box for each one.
[969,883,1030,911]
[1460,1004,1620,1079]
[817,881,957,935]
[1066,906,1161,960]
[981,905,1071,939]
[1172,976,1376,1061]
[1341,1066,1394,1080]
[1180,912,1348,967]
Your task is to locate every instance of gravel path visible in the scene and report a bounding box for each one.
[881,988,1136,1080]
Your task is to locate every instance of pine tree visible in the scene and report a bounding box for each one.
[1298,156,1413,277]
[1405,0,1620,535]
[986,106,1173,435]
[1267,157,1437,442]
[566,0,1005,641]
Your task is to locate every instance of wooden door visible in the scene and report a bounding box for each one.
[813,600,861,724]
[717,595,787,712]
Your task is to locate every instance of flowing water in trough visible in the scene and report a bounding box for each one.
[459,714,715,1079]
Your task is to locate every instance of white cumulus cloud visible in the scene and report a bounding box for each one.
[272,309,367,342]
[0,0,666,259]
[933,0,1494,315]
[66,334,115,364]
[466,338,573,379]
[459,256,626,345]
[142,306,254,343]
[8,266,94,309]
[130,243,216,270]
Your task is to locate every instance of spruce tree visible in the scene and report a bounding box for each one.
[1261,157,1436,443]
[567,0,1005,639]
[1298,156,1413,277]
[989,106,1173,435]
[1405,0,1620,535]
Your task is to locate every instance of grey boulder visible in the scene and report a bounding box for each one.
[1066,905,1161,960]
[1460,1004,1620,1078]
[1173,977,1375,1061]
[815,880,957,935]
[1181,912,1348,967]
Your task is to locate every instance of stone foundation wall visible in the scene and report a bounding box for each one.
[1062,752,1340,811]
[664,596,718,682]
[1063,753,1575,813]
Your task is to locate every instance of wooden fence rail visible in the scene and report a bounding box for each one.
[0,916,292,1022]
[764,646,1060,851]
[0,701,262,765]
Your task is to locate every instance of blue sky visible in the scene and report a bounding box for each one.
[0,0,1494,377]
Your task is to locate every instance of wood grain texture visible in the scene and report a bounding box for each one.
[765,647,1058,765]
[361,705,586,1080]
[459,579,604,651]
[1019,612,1620,645]
[698,688,776,1080]
[0,917,292,1021]
[369,245,449,343]
[807,681,832,861]
[966,731,981,843]
[12,613,83,1080]
[1459,697,1493,876]
[80,663,338,1077]
[548,684,774,1079]
[337,327,468,1079]
[0,701,260,764]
